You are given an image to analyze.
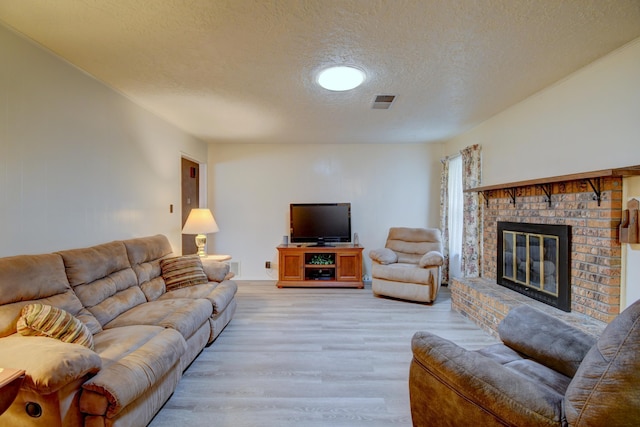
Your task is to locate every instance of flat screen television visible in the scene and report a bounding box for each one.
[290,203,351,246]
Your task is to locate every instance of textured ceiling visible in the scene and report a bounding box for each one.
[1,0,639,144]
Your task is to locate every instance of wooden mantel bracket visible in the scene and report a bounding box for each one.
[479,190,491,207]
[505,188,517,205]
[585,177,602,206]
[537,183,553,207]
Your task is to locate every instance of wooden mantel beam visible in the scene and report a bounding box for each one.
[465,165,640,193]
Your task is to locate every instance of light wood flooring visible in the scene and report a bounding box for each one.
[149,281,499,427]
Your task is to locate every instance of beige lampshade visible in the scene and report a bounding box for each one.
[182,209,219,235]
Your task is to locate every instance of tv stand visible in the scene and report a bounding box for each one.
[277,245,364,288]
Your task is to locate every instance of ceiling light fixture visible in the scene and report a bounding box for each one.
[317,66,365,91]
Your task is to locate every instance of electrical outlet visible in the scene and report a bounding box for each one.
[265,261,271,269]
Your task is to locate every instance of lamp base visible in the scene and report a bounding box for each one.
[194,234,207,257]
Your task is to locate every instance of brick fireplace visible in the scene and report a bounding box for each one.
[451,173,627,337]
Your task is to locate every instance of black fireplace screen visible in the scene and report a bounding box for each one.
[497,222,571,312]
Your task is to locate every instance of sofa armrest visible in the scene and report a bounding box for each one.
[200,259,230,282]
[0,334,101,395]
[410,331,564,426]
[498,305,597,377]
[368,248,397,265]
[418,251,443,267]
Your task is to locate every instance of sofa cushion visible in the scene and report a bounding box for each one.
[160,255,209,291]
[123,234,175,300]
[58,241,146,327]
[104,298,213,340]
[371,262,438,285]
[159,280,238,315]
[0,253,101,337]
[17,303,94,349]
[564,299,640,425]
[124,234,174,267]
[80,325,186,418]
[386,227,443,264]
[477,343,572,396]
[499,305,596,377]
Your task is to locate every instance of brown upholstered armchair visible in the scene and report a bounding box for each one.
[409,300,640,426]
[368,227,443,303]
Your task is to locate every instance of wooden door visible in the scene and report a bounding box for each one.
[181,158,199,255]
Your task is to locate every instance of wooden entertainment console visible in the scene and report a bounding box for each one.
[276,245,364,288]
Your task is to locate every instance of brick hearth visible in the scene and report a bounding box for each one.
[451,176,623,335]
[451,277,606,337]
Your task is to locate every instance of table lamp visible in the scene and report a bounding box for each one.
[182,208,219,257]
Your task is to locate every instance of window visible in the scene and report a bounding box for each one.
[447,155,463,279]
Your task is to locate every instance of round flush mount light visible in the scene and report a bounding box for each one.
[317,66,366,91]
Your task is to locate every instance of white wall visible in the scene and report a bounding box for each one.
[444,37,640,311]
[446,37,640,186]
[207,143,443,280]
[0,24,207,256]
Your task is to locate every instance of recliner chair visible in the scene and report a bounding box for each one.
[368,227,444,303]
[409,300,640,426]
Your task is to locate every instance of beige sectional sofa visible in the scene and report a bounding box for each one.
[0,234,237,427]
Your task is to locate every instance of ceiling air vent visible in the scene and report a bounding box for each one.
[372,95,396,109]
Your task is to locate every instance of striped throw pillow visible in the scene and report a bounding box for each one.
[17,303,94,349]
[160,255,209,291]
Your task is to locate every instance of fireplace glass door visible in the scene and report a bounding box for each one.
[502,231,559,297]
[497,221,570,312]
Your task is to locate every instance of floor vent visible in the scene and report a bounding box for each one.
[372,95,396,109]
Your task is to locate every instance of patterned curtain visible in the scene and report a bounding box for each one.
[460,144,482,277]
[439,157,451,284]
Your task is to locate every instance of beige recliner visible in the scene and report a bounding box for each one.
[369,227,444,303]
